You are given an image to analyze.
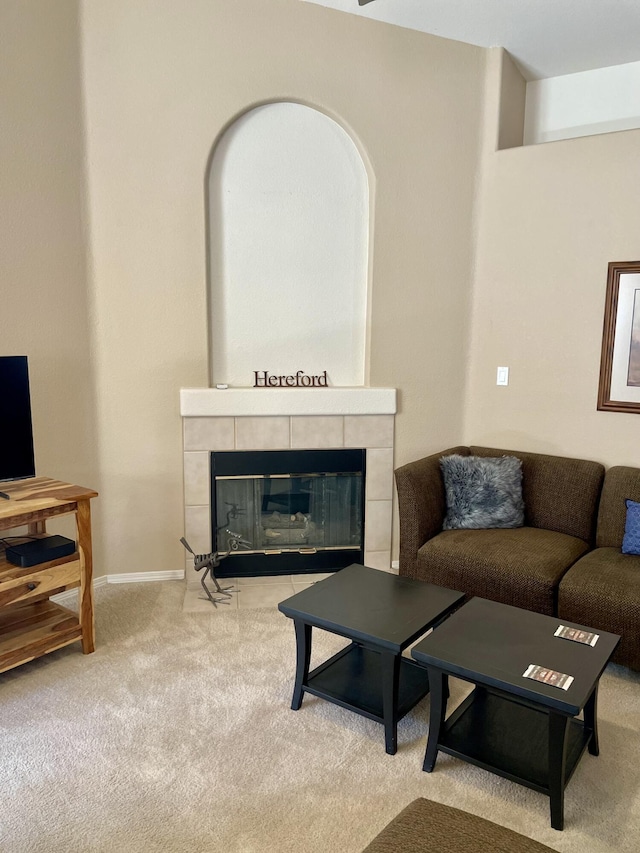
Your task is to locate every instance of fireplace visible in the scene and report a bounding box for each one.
[180,386,396,588]
[211,449,365,577]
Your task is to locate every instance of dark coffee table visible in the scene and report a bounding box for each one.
[278,564,464,754]
[411,597,620,830]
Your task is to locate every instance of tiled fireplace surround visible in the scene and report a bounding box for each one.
[180,388,396,587]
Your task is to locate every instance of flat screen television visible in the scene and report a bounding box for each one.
[0,356,36,482]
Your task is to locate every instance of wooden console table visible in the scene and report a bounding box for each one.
[0,478,98,674]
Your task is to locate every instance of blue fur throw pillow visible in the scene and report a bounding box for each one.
[440,454,525,530]
[622,499,640,556]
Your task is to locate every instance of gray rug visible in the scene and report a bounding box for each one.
[1,582,639,852]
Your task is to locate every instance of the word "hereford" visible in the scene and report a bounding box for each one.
[253,370,328,388]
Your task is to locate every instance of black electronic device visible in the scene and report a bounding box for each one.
[0,356,36,482]
[5,535,76,568]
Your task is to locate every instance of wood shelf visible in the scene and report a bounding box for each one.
[440,687,592,794]
[306,643,430,722]
[0,548,81,609]
[0,477,97,673]
[0,599,83,673]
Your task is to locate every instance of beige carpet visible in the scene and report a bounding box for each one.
[1,581,639,853]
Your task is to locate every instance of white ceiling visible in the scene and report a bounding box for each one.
[303,0,640,80]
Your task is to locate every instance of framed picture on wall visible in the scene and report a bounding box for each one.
[598,261,640,414]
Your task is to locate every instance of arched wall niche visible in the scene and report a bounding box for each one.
[206,101,371,387]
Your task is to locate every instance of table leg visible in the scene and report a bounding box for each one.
[548,712,570,831]
[291,619,311,711]
[381,651,400,755]
[584,684,599,756]
[423,668,447,772]
[76,499,95,654]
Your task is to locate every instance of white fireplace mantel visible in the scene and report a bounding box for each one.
[180,387,397,418]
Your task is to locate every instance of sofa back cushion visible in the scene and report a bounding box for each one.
[469,447,604,543]
[597,466,640,548]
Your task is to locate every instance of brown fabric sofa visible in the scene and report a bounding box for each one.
[558,466,640,670]
[395,446,604,616]
[362,798,556,853]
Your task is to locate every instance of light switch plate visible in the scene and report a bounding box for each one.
[496,366,509,386]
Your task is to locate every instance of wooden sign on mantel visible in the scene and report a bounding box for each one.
[253,370,328,388]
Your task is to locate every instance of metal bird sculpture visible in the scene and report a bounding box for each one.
[180,536,235,607]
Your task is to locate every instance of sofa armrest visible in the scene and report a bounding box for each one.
[362,797,557,853]
[394,446,469,579]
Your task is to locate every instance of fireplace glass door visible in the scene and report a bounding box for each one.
[211,449,365,576]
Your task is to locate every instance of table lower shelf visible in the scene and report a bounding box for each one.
[439,687,592,793]
[0,599,83,674]
[305,643,430,722]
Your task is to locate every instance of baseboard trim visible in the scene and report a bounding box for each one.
[107,570,185,584]
[51,570,185,604]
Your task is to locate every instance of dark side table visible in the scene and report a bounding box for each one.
[278,564,464,754]
[411,597,620,830]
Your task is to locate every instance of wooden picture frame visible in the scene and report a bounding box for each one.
[598,261,640,413]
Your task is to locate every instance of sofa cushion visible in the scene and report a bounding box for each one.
[558,547,640,670]
[597,466,640,548]
[362,798,556,853]
[440,454,524,530]
[622,499,640,555]
[470,447,603,543]
[418,527,589,615]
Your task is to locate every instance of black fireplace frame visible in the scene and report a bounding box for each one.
[210,448,366,577]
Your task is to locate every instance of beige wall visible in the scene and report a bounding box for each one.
[468,74,640,468]
[0,3,97,496]
[80,0,485,575]
[497,51,526,151]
